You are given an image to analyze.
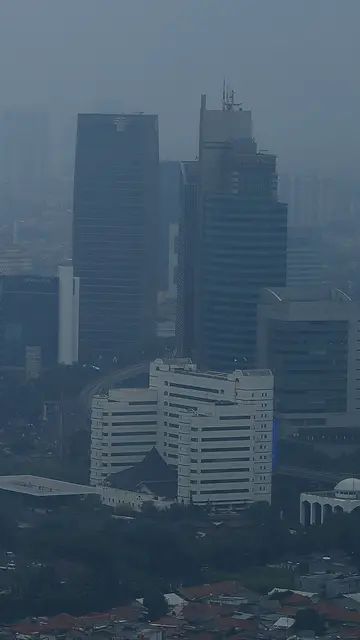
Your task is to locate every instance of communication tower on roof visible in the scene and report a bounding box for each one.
[222,80,242,111]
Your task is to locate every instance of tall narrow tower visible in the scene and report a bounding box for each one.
[73,113,159,364]
[177,92,287,370]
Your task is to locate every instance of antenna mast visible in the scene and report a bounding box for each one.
[222,82,242,111]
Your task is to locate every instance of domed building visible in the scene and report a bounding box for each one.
[300,478,360,526]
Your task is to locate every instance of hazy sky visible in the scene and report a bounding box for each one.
[0,0,359,177]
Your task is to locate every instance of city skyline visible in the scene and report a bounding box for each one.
[0,1,358,178]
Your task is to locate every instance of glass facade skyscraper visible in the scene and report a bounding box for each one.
[177,94,287,371]
[0,275,58,368]
[73,113,159,364]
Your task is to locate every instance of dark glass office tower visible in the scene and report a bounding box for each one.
[73,114,159,364]
[176,161,199,357]
[177,93,287,370]
[0,275,58,368]
[257,286,360,437]
[159,161,181,291]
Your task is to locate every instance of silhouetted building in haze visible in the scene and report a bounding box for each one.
[287,228,323,287]
[0,275,58,369]
[257,286,360,436]
[159,161,181,292]
[177,93,287,370]
[0,109,51,212]
[73,113,159,364]
[0,267,79,372]
[176,161,199,357]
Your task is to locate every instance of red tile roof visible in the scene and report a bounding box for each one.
[282,593,313,606]
[315,601,360,624]
[215,617,257,632]
[13,613,76,634]
[11,604,143,633]
[179,580,243,601]
[150,616,185,628]
[182,603,235,622]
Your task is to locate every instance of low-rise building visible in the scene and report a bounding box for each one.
[300,478,360,526]
[102,448,176,511]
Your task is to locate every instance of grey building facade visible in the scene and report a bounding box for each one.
[257,286,360,435]
[287,227,323,287]
[159,161,181,292]
[0,275,58,369]
[176,161,199,358]
[73,113,159,364]
[177,93,287,371]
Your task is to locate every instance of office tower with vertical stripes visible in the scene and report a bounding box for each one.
[73,113,159,364]
[177,92,287,370]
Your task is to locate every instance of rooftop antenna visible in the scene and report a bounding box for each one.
[223,83,242,111]
[222,79,226,110]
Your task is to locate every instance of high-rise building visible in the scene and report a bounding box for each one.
[58,263,80,366]
[167,222,179,299]
[159,161,181,292]
[177,93,287,370]
[257,286,360,436]
[279,173,358,229]
[176,161,199,358]
[0,109,51,210]
[0,245,33,276]
[73,113,159,364]
[0,269,79,371]
[287,228,323,287]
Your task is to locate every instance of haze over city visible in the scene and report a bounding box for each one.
[0,2,359,637]
[0,0,358,176]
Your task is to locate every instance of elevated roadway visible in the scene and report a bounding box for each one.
[79,361,148,410]
[275,465,347,485]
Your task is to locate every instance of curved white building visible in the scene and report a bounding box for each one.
[300,478,360,526]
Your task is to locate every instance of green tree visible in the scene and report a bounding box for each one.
[143,590,168,621]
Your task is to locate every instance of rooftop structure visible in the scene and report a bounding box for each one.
[0,475,98,497]
[108,447,177,499]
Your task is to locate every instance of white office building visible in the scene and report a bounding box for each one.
[90,388,158,486]
[90,359,274,509]
[150,359,274,508]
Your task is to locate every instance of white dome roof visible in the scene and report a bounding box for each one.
[335,478,360,493]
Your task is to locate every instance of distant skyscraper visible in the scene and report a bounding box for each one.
[0,109,50,209]
[279,173,357,229]
[287,228,323,287]
[177,93,287,370]
[159,161,181,292]
[257,286,360,436]
[73,113,159,364]
[176,161,199,357]
[0,271,79,370]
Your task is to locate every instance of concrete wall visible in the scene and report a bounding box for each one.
[58,264,79,365]
[100,486,173,512]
